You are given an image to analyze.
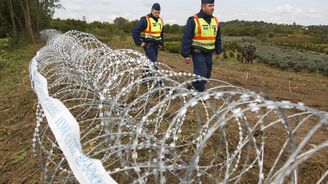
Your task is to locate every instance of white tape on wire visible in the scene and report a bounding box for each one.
[30,51,117,184]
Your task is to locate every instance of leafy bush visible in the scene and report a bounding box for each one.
[293,63,302,72]
[254,44,328,74]
[223,52,228,59]
[0,38,9,49]
[223,41,240,52]
[6,33,30,48]
[165,42,181,54]
[273,41,328,54]
[0,49,8,69]
[278,62,289,70]
[287,60,297,67]
[323,68,328,76]
[165,34,182,42]
[229,51,235,58]
[306,63,318,73]
[236,53,241,61]
[87,24,126,42]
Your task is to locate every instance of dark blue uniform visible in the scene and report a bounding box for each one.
[181,10,222,92]
[132,14,164,63]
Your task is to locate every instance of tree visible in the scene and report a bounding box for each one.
[113,17,130,33]
[6,0,17,38]
[21,0,35,44]
[33,0,62,35]
[113,17,128,26]
[164,24,171,33]
[170,24,182,33]
[0,0,61,44]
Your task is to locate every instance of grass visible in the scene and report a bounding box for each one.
[0,44,41,97]
[0,43,42,183]
[0,44,41,128]
[10,150,27,164]
[165,41,181,54]
[0,38,9,49]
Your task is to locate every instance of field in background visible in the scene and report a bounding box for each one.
[107,36,328,110]
[163,35,328,75]
[0,33,328,183]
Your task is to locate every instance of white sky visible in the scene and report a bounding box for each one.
[54,0,328,26]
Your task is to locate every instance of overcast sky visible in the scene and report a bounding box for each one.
[54,0,328,26]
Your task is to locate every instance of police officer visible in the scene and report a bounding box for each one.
[132,3,164,67]
[181,0,222,92]
[241,42,256,64]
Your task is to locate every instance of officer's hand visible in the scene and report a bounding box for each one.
[184,57,191,64]
[140,42,146,48]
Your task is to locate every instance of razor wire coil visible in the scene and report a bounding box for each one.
[30,30,328,184]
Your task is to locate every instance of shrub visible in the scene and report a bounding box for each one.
[318,63,328,74]
[306,63,318,72]
[278,62,289,70]
[165,42,181,54]
[87,25,126,42]
[165,34,182,42]
[287,60,297,67]
[229,51,235,58]
[0,49,7,69]
[0,38,9,49]
[6,33,30,48]
[323,68,328,76]
[236,53,241,61]
[293,63,302,72]
[223,52,228,59]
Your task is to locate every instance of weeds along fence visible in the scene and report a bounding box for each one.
[30,30,328,183]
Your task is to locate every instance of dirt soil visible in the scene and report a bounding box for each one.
[0,70,42,183]
[0,45,327,183]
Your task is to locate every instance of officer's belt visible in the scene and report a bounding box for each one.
[192,47,214,54]
[145,42,159,46]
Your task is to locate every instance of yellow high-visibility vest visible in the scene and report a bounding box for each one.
[141,15,163,41]
[192,15,219,50]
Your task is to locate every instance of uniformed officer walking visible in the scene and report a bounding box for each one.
[132,3,164,68]
[181,0,222,92]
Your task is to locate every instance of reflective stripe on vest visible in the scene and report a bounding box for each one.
[192,15,219,50]
[141,16,163,41]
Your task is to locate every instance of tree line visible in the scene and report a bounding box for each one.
[46,17,328,40]
[49,17,185,36]
[0,0,61,44]
[1,2,327,46]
